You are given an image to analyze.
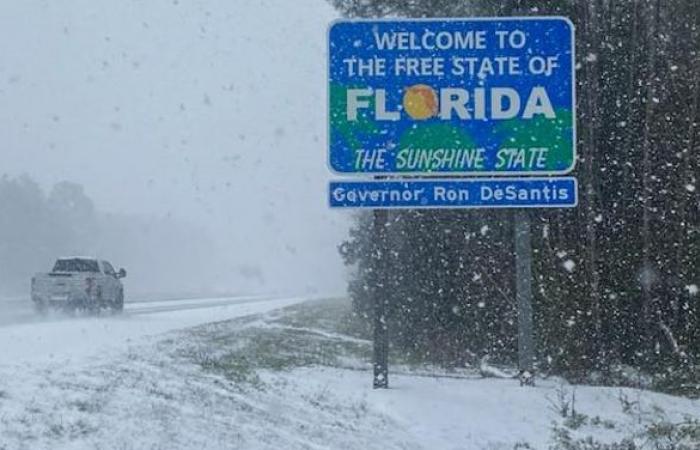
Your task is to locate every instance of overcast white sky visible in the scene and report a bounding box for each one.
[0,0,349,295]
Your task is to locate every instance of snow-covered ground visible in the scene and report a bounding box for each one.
[1,298,698,449]
[0,296,305,365]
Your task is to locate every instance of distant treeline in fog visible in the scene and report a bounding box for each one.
[0,174,228,297]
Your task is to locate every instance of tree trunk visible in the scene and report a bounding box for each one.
[581,0,603,367]
[640,0,659,363]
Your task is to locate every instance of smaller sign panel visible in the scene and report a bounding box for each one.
[329,177,577,209]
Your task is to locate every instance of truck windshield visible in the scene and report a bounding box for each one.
[52,259,99,273]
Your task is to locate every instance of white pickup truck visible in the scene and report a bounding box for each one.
[31,257,126,313]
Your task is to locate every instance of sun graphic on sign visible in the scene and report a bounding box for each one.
[403,84,438,120]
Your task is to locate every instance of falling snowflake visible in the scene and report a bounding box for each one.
[563,260,576,273]
[685,284,698,296]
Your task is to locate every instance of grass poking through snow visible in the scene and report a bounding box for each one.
[178,298,372,386]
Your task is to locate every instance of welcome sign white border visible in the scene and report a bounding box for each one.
[326,16,577,177]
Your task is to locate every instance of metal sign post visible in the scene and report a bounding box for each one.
[515,210,535,384]
[372,209,389,389]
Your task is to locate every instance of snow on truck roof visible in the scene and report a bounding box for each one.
[57,256,99,260]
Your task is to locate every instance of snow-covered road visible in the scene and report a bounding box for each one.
[0,295,307,366]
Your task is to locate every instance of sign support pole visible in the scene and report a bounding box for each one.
[373,209,389,389]
[515,209,535,385]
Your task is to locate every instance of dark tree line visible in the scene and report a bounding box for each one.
[0,175,98,295]
[0,174,224,298]
[334,0,700,387]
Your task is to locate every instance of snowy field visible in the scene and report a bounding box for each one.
[1,298,698,449]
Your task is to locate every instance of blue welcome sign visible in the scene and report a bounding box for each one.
[328,17,575,175]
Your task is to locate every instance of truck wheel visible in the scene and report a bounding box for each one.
[87,290,101,315]
[96,287,104,310]
[112,290,124,313]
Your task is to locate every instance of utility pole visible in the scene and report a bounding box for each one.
[373,209,389,389]
[515,209,534,385]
